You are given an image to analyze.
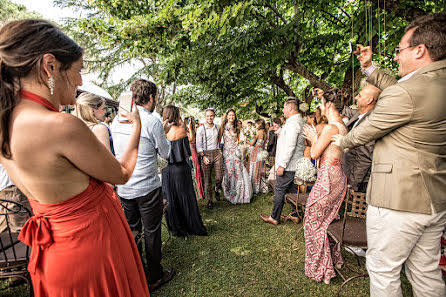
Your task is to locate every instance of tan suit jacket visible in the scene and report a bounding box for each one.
[341,60,446,214]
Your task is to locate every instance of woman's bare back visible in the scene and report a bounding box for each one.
[1,101,123,204]
[320,122,347,161]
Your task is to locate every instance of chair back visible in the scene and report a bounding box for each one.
[0,199,32,266]
[345,191,367,219]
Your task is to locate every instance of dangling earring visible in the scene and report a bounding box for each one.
[48,76,55,95]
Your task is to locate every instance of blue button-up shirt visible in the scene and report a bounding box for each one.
[111,105,170,199]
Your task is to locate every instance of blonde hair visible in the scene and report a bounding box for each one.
[74,92,104,127]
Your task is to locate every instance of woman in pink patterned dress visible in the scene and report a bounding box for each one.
[248,119,268,193]
[302,88,348,284]
[218,109,252,204]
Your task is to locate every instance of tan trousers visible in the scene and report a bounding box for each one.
[202,149,224,201]
[366,205,446,297]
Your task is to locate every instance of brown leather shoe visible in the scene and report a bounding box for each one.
[149,268,176,292]
[280,215,300,224]
[260,215,279,225]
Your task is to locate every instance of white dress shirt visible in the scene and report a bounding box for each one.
[0,164,13,192]
[196,123,219,153]
[112,106,171,199]
[275,114,305,171]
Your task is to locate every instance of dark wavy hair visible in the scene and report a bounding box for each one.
[162,105,181,125]
[218,108,240,143]
[323,88,347,113]
[0,19,83,158]
[130,79,157,106]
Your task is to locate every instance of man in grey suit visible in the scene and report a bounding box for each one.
[261,99,305,225]
[342,84,380,193]
[333,13,446,297]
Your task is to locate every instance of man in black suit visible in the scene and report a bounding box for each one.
[342,84,380,193]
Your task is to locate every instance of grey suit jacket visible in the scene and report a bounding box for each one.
[340,60,446,214]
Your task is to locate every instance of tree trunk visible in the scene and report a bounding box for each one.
[341,64,362,106]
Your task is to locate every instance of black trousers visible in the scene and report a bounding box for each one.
[271,171,298,221]
[120,187,164,284]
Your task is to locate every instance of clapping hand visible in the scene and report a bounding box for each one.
[302,124,317,143]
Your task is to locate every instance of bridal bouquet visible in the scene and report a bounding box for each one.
[241,126,256,144]
[299,102,310,113]
[294,157,317,184]
[256,150,269,162]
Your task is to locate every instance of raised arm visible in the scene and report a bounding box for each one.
[60,107,141,185]
[340,85,412,150]
[153,120,171,160]
[304,124,338,159]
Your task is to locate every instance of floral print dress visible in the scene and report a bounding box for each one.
[222,124,252,204]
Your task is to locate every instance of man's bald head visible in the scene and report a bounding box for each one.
[356,84,381,114]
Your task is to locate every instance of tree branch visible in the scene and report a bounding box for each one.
[264,3,288,25]
[283,56,331,90]
[366,0,426,22]
[267,70,296,97]
[321,9,347,27]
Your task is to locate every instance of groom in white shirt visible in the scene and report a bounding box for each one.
[261,99,305,225]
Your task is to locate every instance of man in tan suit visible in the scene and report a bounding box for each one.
[333,13,446,297]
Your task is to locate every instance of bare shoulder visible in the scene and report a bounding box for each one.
[51,113,90,136]
[91,123,108,133]
[322,124,339,136]
[167,125,187,141]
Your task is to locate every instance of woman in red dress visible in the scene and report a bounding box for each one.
[0,19,149,296]
[185,117,205,200]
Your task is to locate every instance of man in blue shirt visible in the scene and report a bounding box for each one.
[112,79,174,291]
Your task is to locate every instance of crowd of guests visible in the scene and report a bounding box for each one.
[0,12,445,297]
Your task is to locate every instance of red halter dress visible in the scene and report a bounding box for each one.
[18,91,150,297]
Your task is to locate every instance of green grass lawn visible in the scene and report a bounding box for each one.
[1,192,414,297]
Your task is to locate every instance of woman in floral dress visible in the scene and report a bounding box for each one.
[302,88,348,284]
[248,119,268,193]
[218,109,252,204]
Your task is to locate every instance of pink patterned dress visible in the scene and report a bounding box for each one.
[222,125,252,204]
[304,122,347,282]
[248,139,268,193]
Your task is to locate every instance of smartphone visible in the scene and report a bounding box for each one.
[349,42,353,54]
[118,92,133,123]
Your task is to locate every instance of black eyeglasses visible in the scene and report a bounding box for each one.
[394,45,413,55]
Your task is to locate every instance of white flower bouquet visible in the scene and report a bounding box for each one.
[299,102,309,113]
[242,126,256,143]
[294,157,317,185]
[256,150,268,162]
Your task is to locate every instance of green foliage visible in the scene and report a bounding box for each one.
[59,0,443,117]
[0,0,41,24]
